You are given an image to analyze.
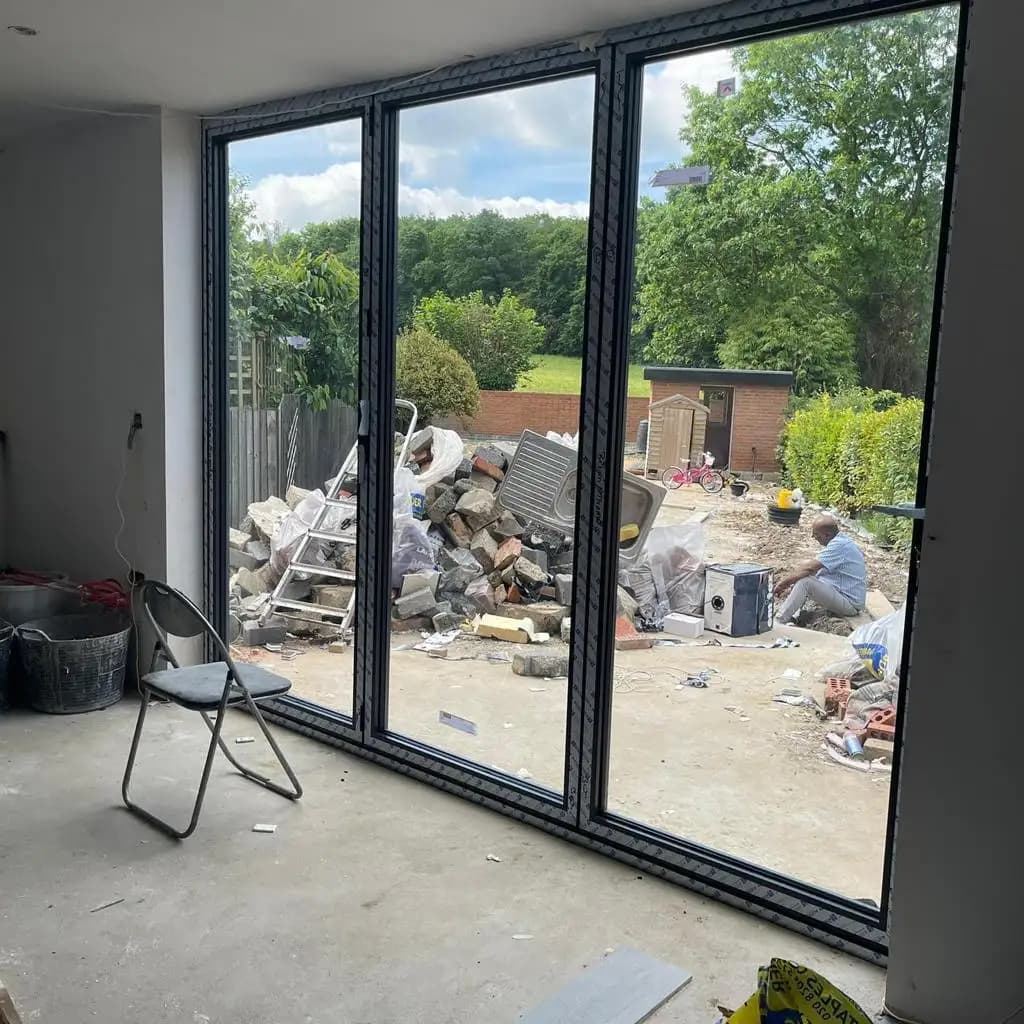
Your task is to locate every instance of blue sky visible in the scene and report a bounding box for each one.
[231,48,736,231]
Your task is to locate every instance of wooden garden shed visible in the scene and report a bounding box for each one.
[645,393,710,477]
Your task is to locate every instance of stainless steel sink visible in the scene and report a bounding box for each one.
[498,431,664,562]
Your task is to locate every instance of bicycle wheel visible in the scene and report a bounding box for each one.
[661,467,684,490]
[701,470,725,493]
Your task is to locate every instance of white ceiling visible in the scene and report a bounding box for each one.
[0,0,714,140]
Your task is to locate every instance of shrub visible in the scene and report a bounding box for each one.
[781,388,924,546]
[396,327,480,424]
[413,290,542,391]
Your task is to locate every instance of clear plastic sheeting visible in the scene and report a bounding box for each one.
[271,489,357,575]
[392,466,435,588]
[410,427,465,489]
[620,522,706,628]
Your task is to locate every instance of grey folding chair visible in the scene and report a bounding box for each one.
[122,580,302,839]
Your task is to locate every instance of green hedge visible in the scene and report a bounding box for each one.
[781,390,924,546]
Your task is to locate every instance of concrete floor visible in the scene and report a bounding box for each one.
[0,700,886,1022]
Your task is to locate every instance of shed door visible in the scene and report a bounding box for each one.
[661,406,694,470]
[701,387,733,468]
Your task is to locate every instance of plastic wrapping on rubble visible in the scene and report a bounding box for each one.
[724,958,871,1024]
[621,523,706,628]
[850,605,906,680]
[271,489,357,575]
[545,430,578,449]
[392,466,435,588]
[843,679,897,732]
[410,427,466,489]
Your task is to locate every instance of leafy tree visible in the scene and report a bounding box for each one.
[523,216,588,355]
[636,8,959,395]
[396,327,480,423]
[413,290,543,391]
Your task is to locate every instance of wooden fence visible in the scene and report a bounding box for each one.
[228,395,358,527]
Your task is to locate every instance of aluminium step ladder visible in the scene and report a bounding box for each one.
[260,399,419,640]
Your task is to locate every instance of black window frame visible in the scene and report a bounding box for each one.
[202,0,969,962]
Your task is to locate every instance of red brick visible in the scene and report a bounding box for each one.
[494,537,523,571]
[472,454,505,481]
[824,676,852,716]
[866,706,897,740]
[615,615,654,651]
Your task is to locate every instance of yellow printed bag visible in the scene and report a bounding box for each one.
[727,959,872,1024]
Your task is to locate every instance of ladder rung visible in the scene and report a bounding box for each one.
[288,562,356,580]
[323,497,357,509]
[269,597,350,619]
[307,530,356,544]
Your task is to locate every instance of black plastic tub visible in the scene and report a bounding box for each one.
[16,613,131,714]
[0,618,13,710]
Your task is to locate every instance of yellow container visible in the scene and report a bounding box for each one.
[777,488,794,509]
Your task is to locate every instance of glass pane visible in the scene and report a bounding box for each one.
[607,6,959,901]
[385,75,596,792]
[226,119,363,716]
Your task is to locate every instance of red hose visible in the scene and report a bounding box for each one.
[0,571,129,611]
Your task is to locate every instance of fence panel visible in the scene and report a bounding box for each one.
[228,398,358,526]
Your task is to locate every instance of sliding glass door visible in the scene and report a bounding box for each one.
[205,0,966,959]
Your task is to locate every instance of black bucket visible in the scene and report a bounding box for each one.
[16,613,131,714]
[0,618,13,711]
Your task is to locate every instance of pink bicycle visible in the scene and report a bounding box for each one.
[661,452,725,493]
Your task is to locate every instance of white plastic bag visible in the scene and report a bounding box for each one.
[271,489,357,575]
[392,467,435,588]
[850,605,906,680]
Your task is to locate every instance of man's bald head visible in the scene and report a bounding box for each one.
[811,515,840,545]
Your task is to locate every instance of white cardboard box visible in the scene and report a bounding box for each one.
[663,613,704,638]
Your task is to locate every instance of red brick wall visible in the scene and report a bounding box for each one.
[648,379,789,472]
[444,390,648,441]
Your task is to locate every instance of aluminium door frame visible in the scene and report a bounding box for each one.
[202,0,969,963]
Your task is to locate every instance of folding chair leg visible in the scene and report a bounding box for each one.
[201,694,302,800]
[121,689,229,840]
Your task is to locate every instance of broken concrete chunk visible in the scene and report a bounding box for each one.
[409,427,434,455]
[452,478,475,497]
[455,488,499,532]
[313,584,355,609]
[467,471,498,493]
[439,591,478,617]
[490,511,524,539]
[554,573,574,605]
[493,584,508,605]
[427,487,460,525]
[454,457,473,481]
[230,547,262,571]
[391,614,434,633]
[470,529,499,573]
[513,556,548,587]
[473,445,508,471]
[439,547,474,573]
[497,601,569,635]
[494,537,523,571]
[512,652,570,678]
[522,522,568,556]
[239,619,287,646]
[520,546,549,573]
[549,549,575,572]
[236,564,278,597]
[443,513,473,548]
[245,539,271,562]
[285,485,312,510]
[400,570,440,598]
[393,587,438,620]
[425,483,447,505]
[475,613,535,644]
[464,576,496,613]
[247,496,292,543]
[229,528,250,551]
[500,563,518,586]
[432,610,464,633]
[560,617,572,643]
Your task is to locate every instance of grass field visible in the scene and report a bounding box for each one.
[516,355,649,397]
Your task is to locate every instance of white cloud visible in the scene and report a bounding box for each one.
[246,161,589,229]
[639,49,738,173]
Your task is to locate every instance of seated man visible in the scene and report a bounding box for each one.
[774,515,866,625]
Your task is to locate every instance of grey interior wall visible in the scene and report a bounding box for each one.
[159,111,202,606]
[885,1,1024,1021]
[0,116,168,584]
